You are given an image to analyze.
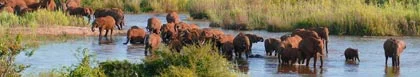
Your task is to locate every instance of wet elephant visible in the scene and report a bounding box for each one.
[123,26,146,45]
[233,32,251,59]
[278,35,302,64]
[166,11,180,23]
[244,33,264,54]
[160,23,177,43]
[67,7,93,21]
[179,28,202,45]
[264,38,281,56]
[384,38,406,67]
[146,17,162,34]
[344,48,360,62]
[91,16,115,43]
[145,33,162,56]
[299,31,324,67]
[280,48,300,65]
[214,34,234,56]
[94,8,125,30]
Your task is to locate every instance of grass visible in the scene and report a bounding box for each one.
[36,43,238,77]
[0,10,88,27]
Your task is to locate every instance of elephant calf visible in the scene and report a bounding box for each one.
[145,33,162,56]
[344,48,360,62]
[94,8,125,30]
[215,34,235,58]
[160,23,177,43]
[123,26,146,45]
[384,38,406,67]
[166,11,180,23]
[91,16,115,42]
[281,48,300,65]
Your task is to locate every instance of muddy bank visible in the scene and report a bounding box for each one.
[7,26,126,36]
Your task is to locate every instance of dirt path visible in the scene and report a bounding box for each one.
[8,26,126,36]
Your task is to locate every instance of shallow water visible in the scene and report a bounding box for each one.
[16,14,420,76]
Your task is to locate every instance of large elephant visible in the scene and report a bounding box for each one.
[214,34,234,56]
[123,26,146,45]
[145,33,162,56]
[384,38,406,67]
[233,32,251,59]
[146,17,162,34]
[244,34,264,53]
[310,27,329,54]
[264,38,281,56]
[166,11,180,23]
[160,23,177,43]
[91,16,115,42]
[67,7,93,21]
[221,42,234,59]
[299,31,324,67]
[344,48,360,62]
[94,8,125,30]
[39,0,55,11]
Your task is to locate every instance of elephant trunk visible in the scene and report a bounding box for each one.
[91,22,95,32]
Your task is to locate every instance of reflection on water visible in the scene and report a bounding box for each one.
[385,67,400,77]
[15,14,420,76]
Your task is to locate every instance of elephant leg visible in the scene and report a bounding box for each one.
[278,54,281,64]
[104,30,109,37]
[305,57,310,66]
[325,40,328,54]
[357,56,360,62]
[313,55,318,67]
[385,56,388,66]
[397,56,400,66]
[392,56,396,66]
[123,37,130,45]
[110,29,113,40]
[98,28,103,42]
[320,55,324,67]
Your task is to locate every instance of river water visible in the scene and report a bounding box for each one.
[16,14,420,76]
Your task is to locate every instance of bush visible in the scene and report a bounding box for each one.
[0,10,88,27]
[0,34,35,77]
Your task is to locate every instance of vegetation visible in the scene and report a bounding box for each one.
[37,44,238,77]
[0,10,88,27]
[0,35,36,77]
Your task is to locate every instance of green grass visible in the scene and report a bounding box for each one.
[37,44,238,77]
[0,10,88,27]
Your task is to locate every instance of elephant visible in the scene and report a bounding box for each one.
[200,28,224,44]
[39,0,55,11]
[179,28,202,45]
[146,17,162,34]
[384,38,406,67]
[160,23,177,43]
[168,37,182,53]
[175,22,190,32]
[244,33,264,53]
[233,32,251,59]
[280,34,291,41]
[278,35,302,64]
[221,42,234,59]
[67,7,93,21]
[145,33,162,56]
[91,16,115,42]
[264,38,281,56]
[166,11,180,23]
[94,8,125,30]
[310,27,329,54]
[0,6,13,13]
[189,24,200,30]
[66,0,80,8]
[17,7,32,15]
[344,48,360,62]
[280,48,301,65]
[299,31,324,67]
[214,34,234,55]
[123,26,146,45]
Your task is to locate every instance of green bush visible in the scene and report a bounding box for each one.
[0,10,88,27]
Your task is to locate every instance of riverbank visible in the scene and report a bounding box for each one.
[8,26,126,36]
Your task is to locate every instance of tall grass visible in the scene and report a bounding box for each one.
[0,10,88,27]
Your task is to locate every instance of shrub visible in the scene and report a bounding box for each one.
[0,10,88,27]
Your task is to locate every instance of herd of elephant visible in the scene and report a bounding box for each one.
[0,0,407,68]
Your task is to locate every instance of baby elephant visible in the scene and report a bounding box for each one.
[123,26,146,45]
[145,33,162,56]
[344,48,360,62]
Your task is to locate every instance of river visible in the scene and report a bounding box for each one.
[16,14,420,76]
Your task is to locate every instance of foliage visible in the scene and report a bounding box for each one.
[0,34,35,77]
